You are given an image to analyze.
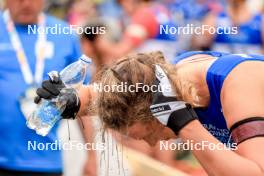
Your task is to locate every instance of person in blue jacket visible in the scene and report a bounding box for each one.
[193,0,264,54]
[0,0,82,175]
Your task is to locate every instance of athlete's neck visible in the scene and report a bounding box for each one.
[175,55,214,107]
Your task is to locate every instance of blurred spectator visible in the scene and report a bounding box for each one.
[67,0,97,27]
[80,21,109,76]
[162,0,223,55]
[0,0,82,175]
[96,0,122,19]
[93,0,178,62]
[193,0,264,54]
[96,0,123,42]
[164,0,221,24]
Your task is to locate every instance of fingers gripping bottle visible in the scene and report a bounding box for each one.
[27,55,91,136]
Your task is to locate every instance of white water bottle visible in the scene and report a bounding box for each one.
[27,55,91,136]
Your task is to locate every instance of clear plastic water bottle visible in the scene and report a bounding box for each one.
[27,55,91,136]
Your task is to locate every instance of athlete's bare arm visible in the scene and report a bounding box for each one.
[178,61,264,176]
[77,85,97,117]
[76,85,98,175]
[77,114,97,176]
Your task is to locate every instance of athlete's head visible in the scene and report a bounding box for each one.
[6,0,44,24]
[98,52,176,146]
[97,51,205,146]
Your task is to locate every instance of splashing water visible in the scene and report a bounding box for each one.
[96,122,130,176]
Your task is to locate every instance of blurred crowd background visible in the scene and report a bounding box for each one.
[41,0,264,55]
[0,0,264,176]
[1,0,263,56]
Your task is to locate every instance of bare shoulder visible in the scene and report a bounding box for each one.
[220,60,264,128]
[221,60,264,169]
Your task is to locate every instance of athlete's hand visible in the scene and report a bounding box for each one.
[34,71,80,119]
[150,65,197,134]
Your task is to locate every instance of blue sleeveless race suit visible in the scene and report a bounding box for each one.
[173,51,264,144]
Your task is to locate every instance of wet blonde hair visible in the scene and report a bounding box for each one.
[97,51,203,130]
